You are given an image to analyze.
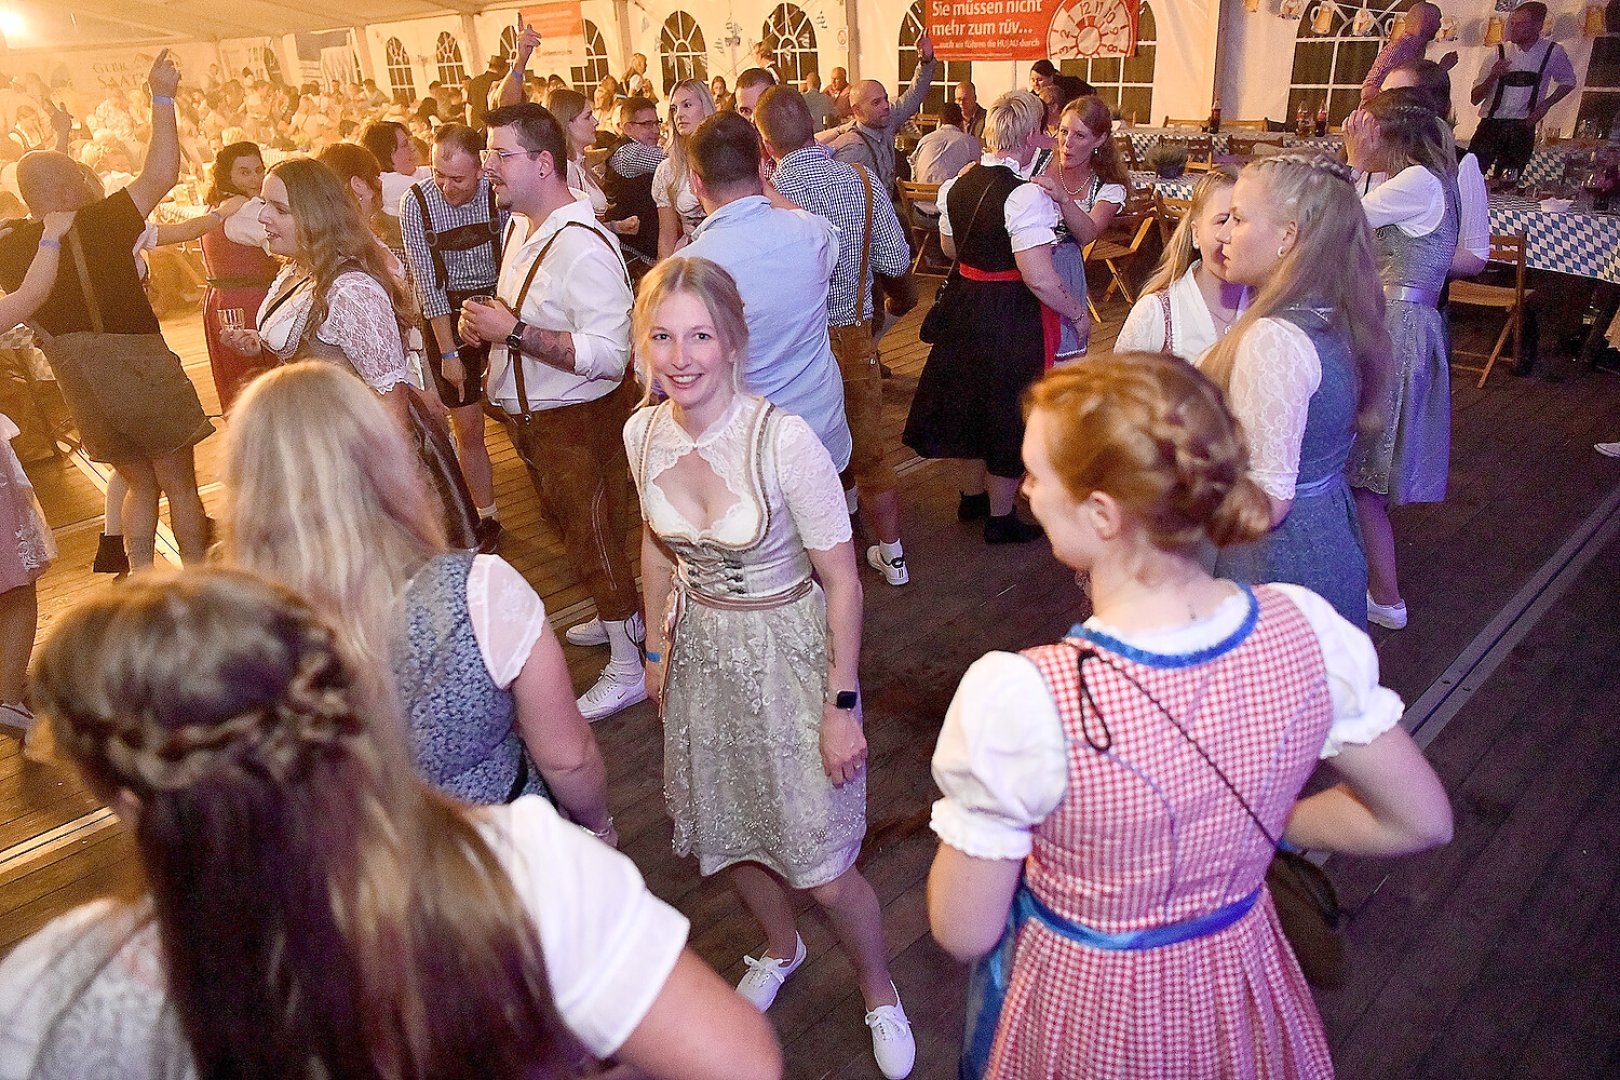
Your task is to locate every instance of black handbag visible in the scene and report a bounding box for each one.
[1066,644,1347,988]
[918,177,997,345]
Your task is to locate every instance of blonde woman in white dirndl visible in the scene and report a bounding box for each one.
[626,257,917,1079]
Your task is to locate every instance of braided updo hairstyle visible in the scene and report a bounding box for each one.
[1024,352,1273,551]
[30,568,581,1079]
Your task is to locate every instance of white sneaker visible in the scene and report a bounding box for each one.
[0,702,32,736]
[1596,441,1620,458]
[866,545,910,587]
[1367,592,1408,630]
[565,612,645,648]
[865,987,916,1079]
[576,664,648,722]
[735,933,806,1011]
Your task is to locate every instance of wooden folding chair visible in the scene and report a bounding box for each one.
[1228,134,1286,158]
[1163,135,1214,172]
[1153,190,1192,246]
[1162,116,1204,129]
[1113,133,1139,171]
[896,179,950,277]
[1448,233,1533,387]
[1083,213,1156,317]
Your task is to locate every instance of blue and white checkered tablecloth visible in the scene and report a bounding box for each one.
[1132,178,1619,283]
[1489,196,1620,283]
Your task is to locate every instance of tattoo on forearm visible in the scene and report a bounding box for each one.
[519,324,575,371]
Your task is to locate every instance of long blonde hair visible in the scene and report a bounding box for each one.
[31,568,580,1079]
[662,79,717,203]
[1200,152,1390,431]
[222,362,447,669]
[1141,165,1239,297]
[269,157,418,342]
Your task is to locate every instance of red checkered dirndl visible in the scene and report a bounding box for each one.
[982,585,1338,1080]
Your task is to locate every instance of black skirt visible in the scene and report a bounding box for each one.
[902,277,1045,478]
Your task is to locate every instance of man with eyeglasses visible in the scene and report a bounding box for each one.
[399,122,508,552]
[603,96,666,265]
[461,103,646,722]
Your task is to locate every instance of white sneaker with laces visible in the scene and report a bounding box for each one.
[866,545,910,587]
[1596,441,1620,458]
[565,612,645,648]
[735,934,806,1011]
[575,663,648,722]
[1367,592,1408,630]
[865,987,916,1079]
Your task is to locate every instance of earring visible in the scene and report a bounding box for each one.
[1277,244,1287,258]
[1192,240,1201,251]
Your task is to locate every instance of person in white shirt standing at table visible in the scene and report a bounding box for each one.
[1468,0,1576,178]
[460,103,646,723]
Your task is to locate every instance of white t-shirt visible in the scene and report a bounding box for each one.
[383,166,434,218]
[930,585,1404,861]
[0,797,688,1078]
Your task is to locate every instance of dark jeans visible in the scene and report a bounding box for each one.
[1470,118,1535,178]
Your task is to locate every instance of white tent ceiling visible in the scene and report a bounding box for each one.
[1,1,491,52]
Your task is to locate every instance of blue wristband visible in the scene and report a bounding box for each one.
[643,650,662,663]
[151,95,174,105]
[39,238,60,249]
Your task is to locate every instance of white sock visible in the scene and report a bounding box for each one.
[879,539,904,562]
[845,486,859,515]
[604,617,643,668]
[476,504,498,521]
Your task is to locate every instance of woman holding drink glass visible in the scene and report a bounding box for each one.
[200,141,278,411]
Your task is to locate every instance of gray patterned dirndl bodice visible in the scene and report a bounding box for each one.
[1376,174,1459,298]
[392,552,549,805]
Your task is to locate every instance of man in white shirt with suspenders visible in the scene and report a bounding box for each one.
[1469,1,1577,177]
[461,102,647,722]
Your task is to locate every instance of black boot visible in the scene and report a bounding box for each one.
[957,492,991,521]
[92,533,129,575]
[985,512,1044,544]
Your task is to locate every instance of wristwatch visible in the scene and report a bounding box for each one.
[505,319,527,355]
[827,689,858,711]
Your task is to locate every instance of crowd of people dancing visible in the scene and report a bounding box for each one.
[0,16,1495,1078]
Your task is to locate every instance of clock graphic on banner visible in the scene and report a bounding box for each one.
[1046,0,1137,60]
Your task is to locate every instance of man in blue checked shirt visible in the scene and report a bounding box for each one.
[758,87,916,588]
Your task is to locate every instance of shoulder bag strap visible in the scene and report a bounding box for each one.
[506,220,627,424]
[853,164,875,326]
[941,172,998,279]
[66,230,103,336]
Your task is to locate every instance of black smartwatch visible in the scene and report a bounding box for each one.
[505,319,527,354]
[828,689,858,711]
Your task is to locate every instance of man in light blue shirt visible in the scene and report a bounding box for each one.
[674,111,852,470]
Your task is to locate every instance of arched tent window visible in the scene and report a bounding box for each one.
[436,31,468,86]
[1288,0,1411,125]
[572,20,612,93]
[660,11,708,93]
[899,2,972,114]
[385,37,415,103]
[1060,1,1156,124]
[763,4,818,85]
[499,25,520,64]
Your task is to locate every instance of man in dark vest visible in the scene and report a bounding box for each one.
[399,122,508,549]
[602,96,665,268]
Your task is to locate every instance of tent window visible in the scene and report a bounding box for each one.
[1060,1,1155,125]
[900,1,971,114]
[1288,0,1411,126]
[1577,34,1620,133]
[436,32,468,87]
[765,4,818,85]
[660,11,708,93]
[385,38,415,104]
[572,21,613,93]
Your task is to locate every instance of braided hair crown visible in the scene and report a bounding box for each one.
[32,569,366,799]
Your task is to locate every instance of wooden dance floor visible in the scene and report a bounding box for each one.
[3,284,1619,1078]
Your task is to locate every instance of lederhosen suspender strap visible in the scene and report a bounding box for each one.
[504,219,629,425]
[410,182,506,293]
[1489,40,1557,118]
[854,164,875,325]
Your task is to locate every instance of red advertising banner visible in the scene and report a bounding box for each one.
[518,3,586,69]
[928,0,1139,62]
